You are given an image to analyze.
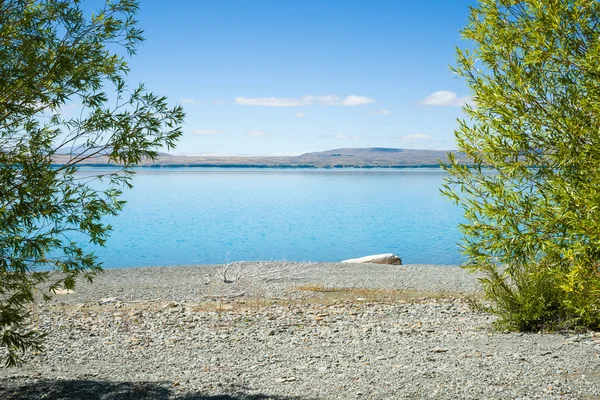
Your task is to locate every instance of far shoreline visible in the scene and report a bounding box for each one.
[57,163,449,169]
[51,147,472,169]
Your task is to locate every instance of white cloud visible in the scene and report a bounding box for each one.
[341,95,375,106]
[316,95,375,106]
[420,91,471,107]
[193,129,221,135]
[181,98,196,104]
[235,94,375,107]
[294,112,305,118]
[369,109,390,115]
[247,130,272,137]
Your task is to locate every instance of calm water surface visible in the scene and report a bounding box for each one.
[82,168,464,268]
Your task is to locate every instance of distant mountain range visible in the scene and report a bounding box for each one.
[52,147,470,168]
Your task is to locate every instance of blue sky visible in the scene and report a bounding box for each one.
[124,0,477,156]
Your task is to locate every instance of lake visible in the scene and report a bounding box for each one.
[81,168,465,268]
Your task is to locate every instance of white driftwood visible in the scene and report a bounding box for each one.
[341,253,402,265]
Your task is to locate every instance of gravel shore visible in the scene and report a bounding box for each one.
[0,262,599,399]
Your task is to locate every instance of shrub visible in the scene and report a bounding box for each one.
[0,0,183,365]
[443,0,600,331]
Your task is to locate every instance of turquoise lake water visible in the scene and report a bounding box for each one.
[81,168,465,268]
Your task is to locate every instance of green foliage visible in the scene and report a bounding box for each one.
[442,0,600,331]
[0,0,184,365]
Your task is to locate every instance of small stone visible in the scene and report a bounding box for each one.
[431,347,448,353]
[411,321,423,329]
[99,297,118,305]
[54,289,74,295]
[276,377,297,383]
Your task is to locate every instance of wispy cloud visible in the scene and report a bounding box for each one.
[294,112,305,118]
[335,134,361,140]
[235,94,375,107]
[420,91,471,107]
[369,109,390,115]
[181,98,197,104]
[341,95,375,106]
[247,130,272,137]
[193,129,221,135]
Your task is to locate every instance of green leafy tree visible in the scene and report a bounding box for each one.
[0,0,184,365]
[443,0,600,331]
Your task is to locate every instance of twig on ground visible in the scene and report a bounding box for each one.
[214,260,317,284]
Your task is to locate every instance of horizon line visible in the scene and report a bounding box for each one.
[165,147,459,157]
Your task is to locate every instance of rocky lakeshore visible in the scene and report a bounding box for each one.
[0,262,599,399]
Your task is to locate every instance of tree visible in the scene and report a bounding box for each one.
[443,0,600,331]
[0,0,184,365]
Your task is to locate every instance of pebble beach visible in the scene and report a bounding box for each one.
[0,262,599,399]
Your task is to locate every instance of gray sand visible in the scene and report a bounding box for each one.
[0,262,598,399]
[55,263,482,304]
